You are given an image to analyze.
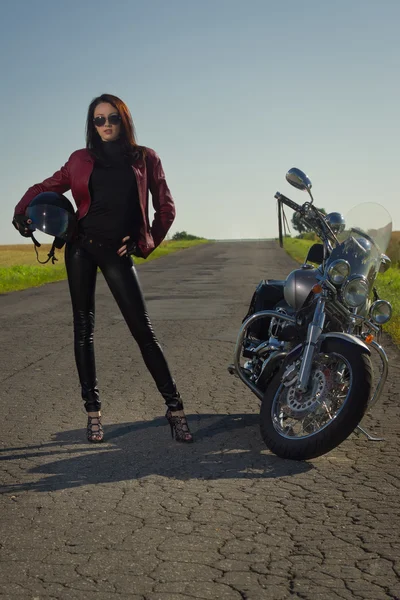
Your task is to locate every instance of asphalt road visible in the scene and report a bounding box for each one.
[0,241,399,600]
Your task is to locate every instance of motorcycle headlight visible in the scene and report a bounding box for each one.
[342,276,369,308]
[327,259,351,285]
[369,300,392,325]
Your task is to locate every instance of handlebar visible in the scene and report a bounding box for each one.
[274,192,303,214]
[275,191,337,250]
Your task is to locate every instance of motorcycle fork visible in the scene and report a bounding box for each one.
[296,296,326,393]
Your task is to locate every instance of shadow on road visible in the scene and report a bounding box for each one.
[0,413,312,493]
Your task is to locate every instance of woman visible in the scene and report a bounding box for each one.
[13,93,193,444]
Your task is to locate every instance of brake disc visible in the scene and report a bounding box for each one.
[285,369,327,415]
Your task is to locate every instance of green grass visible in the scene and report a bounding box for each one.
[0,264,68,294]
[375,270,400,345]
[0,239,209,295]
[282,237,315,263]
[283,237,400,346]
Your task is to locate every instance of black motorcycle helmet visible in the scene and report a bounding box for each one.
[25,192,77,264]
[26,192,76,242]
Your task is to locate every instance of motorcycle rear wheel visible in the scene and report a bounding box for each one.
[260,339,372,460]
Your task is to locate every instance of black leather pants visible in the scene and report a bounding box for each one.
[64,237,183,413]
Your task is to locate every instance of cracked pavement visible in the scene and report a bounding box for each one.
[0,241,399,600]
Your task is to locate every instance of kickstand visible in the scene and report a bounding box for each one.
[356,424,384,442]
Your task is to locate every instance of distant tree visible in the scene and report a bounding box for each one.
[172,231,201,241]
[291,207,326,236]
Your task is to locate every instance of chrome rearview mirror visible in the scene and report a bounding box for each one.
[379,254,391,274]
[286,168,314,203]
[286,168,312,191]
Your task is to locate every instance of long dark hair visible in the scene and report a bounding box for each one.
[85,93,145,161]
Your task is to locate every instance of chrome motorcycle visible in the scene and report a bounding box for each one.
[229,168,393,460]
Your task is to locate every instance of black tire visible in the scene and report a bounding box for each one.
[260,339,372,460]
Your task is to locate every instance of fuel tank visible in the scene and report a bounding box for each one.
[283,266,319,310]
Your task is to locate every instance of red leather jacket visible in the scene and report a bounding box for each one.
[14,147,175,258]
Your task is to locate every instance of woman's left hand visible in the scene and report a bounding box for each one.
[118,236,141,257]
[117,236,131,257]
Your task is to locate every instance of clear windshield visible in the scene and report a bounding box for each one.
[337,202,392,254]
[327,202,392,286]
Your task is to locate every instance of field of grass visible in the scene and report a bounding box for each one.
[282,237,317,264]
[385,230,400,268]
[283,235,400,345]
[375,270,400,345]
[0,239,209,295]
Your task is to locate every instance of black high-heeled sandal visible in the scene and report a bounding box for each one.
[166,409,193,443]
[87,416,104,443]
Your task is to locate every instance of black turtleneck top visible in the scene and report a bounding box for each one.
[80,141,141,243]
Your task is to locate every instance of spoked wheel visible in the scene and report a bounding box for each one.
[260,339,372,460]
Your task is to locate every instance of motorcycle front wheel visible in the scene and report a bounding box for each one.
[260,338,372,460]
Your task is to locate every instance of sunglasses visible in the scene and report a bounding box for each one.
[93,113,121,127]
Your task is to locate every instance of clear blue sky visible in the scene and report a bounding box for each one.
[1,0,400,245]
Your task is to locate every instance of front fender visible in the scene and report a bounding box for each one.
[319,332,370,355]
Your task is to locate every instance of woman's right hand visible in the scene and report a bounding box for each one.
[12,214,34,238]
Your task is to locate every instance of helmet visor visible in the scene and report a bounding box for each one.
[26,204,76,240]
